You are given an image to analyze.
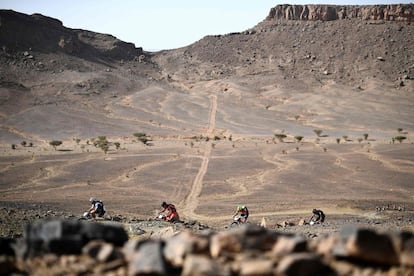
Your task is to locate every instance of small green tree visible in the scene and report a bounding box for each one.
[49,140,62,150]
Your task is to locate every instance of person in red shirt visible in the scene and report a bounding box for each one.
[160,201,180,222]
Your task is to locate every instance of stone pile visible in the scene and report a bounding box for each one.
[1,219,413,275]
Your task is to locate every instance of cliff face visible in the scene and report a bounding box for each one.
[266,4,414,22]
[0,10,142,59]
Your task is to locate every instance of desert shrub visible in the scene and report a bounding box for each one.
[294,115,300,121]
[274,134,287,142]
[294,135,303,143]
[133,132,147,138]
[114,142,121,149]
[336,138,341,144]
[75,138,81,144]
[313,129,323,137]
[214,135,221,141]
[28,142,33,147]
[21,141,27,147]
[11,144,16,150]
[397,128,403,133]
[393,136,406,143]
[134,132,151,145]
[49,140,62,150]
[363,133,369,140]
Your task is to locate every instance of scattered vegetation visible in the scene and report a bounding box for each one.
[21,141,27,147]
[11,144,16,150]
[49,140,62,150]
[274,134,287,142]
[114,142,121,150]
[336,138,341,144]
[363,133,369,140]
[313,129,323,137]
[393,136,406,143]
[294,135,303,143]
[133,132,151,145]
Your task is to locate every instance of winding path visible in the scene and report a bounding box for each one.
[181,94,217,219]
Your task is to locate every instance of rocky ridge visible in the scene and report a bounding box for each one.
[266,4,414,22]
[0,10,142,60]
[1,219,414,275]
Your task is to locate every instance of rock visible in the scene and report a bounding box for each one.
[23,219,128,257]
[211,224,280,258]
[163,230,209,267]
[83,240,122,262]
[391,231,414,266]
[238,258,275,276]
[149,226,176,239]
[276,253,333,276]
[182,254,231,276]
[272,236,308,257]
[337,225,399,266]
[266,4,414,22]
[128,240,166,275]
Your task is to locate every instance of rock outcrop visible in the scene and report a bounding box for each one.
[1,219,414,275]
[266,4,414,22]
[0,10,142,59]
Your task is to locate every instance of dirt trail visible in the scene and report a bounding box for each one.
[180,94,217,219]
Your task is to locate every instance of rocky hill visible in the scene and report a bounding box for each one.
[0,10,142,60]
[0,5,414,275]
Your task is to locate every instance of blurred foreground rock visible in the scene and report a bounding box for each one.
[0,219,413,275]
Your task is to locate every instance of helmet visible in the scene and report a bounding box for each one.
[312,208,317,213]
[238,205,244,211]
[89,197,97,203]
[161,201,167,207]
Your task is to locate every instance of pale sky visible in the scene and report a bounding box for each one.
[1,1,412,51]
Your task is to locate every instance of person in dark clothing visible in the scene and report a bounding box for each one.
[87,197,106,218]
[310,208,325,224]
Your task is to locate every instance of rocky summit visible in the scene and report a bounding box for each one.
[0,4,414,275]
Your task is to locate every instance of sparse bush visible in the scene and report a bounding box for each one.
[214,136,221,141]
[75,138,81,144]
[28,142,33,147]
[397,128,403,133]
[11,144,16,150]
[336,138,341,144]
[21,141,27,147]
[274,134,287,142]
[134,132,151,145]
[394,136,407,143]
[294,115,300,121]
[294,135,303,143]
[313,129,323,137]
[363,133,369,140]
[114,142,121,149]
[49,140,62,150]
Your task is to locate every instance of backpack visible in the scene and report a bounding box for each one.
[95,201,106,217]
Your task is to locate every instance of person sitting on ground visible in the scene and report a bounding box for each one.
[160,201,180,222]
[310,208,325,224]
[234,205,249,223]
[87,197,106,218]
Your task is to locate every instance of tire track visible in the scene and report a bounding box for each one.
[181,94,217,219]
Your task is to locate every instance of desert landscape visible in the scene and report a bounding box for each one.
[0,4,414,240]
